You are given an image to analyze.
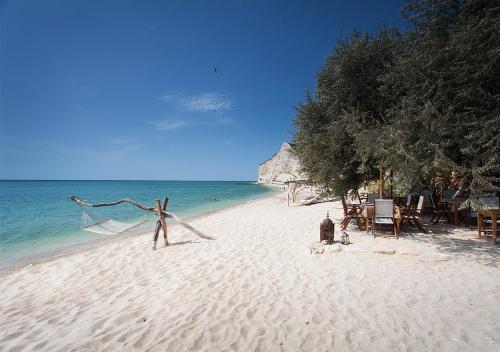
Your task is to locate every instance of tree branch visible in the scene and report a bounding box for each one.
[69,195,156,212]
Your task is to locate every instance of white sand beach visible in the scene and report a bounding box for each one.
[1,192,499,352]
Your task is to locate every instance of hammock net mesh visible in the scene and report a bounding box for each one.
[81,207,150,235]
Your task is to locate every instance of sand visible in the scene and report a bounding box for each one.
[0,192,499,351]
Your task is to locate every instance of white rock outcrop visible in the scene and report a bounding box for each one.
[258,142,307,184]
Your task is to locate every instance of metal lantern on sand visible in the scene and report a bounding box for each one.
[341,231,350,245]
[320,212,335,244]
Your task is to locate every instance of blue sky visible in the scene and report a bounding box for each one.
[1,0,407,180]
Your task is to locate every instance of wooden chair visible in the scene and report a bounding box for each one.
[467,195,497,229]
[372,199,396,238]
[477,197,500,234]
[420,189,433,208]
[355,190,363,204]
[400,193,414,226]
[430,194,450,224]
[402,195,428,233]
[341,195,363,230]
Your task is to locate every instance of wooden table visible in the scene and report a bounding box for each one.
[361,204,401,236]
[477,208,500,245]
[439,198,466,225]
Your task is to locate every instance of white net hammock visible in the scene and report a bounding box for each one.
[71,195,214,240]
[80,207,150,235]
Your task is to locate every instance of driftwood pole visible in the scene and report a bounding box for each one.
[152,197,169,250]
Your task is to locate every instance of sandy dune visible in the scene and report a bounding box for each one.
[1,192,499,351]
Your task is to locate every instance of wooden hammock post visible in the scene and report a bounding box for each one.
[152,197,169,250]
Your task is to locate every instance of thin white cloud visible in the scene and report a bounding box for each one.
[158,94,179,102]
[149,119,187,131]
[156,92,235,127]
[181,92,232,112]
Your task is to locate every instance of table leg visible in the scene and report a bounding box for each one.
[477,213,482,238]
[453,204,458,225]
[493,215,497,245]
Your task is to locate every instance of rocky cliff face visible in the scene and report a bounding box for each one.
[258,142,307,184]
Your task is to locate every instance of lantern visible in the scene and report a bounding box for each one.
[320,212,335,244]
[341,231,350,245]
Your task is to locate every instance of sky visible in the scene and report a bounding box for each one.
[1,0,407,180]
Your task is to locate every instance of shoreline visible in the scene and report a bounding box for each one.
[0,193,498,351]
[0,189,284,275]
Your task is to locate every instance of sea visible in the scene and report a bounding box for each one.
[0,180,277,269]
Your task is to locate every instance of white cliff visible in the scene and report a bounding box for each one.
[258,142,327,205]
[258,142,307,184]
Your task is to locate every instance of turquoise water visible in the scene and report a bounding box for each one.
[0,180,276,268]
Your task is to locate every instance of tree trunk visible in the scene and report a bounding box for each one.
[379,166,385,199]
[389,169,393,199]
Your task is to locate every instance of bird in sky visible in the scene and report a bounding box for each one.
[214,67,217,74]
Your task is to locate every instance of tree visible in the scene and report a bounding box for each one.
[293,28,401,195]
[385,0,500,196]
[293,0,500,198]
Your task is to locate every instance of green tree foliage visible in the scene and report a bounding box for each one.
[294,29,400,195]
[293,0,500,197]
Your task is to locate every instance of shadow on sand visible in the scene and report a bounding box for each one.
[155,240,203,249]
[397,217,498,267]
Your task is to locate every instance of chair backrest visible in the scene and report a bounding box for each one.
[420,189,434,208]
[366,194,380,204]
[430,194,437,208]
[355,191,362,204]
[341,195,349,214]
[478,196,499,209]
[415,195,425,215]
[346,190,360,204]
[405,193,413,208]
[374,199,394,218]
